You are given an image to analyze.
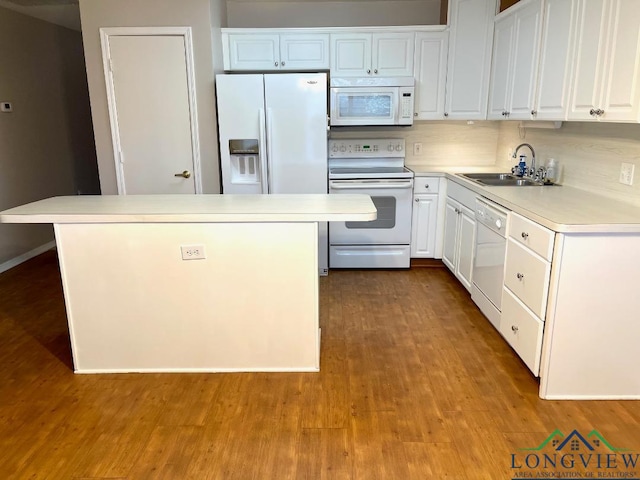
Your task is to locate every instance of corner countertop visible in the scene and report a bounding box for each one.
[0,194,377,224]
[407,165,640,234]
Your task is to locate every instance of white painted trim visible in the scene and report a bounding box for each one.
[99,26,203,195]
[0,241,56,273]
[73,367,321,374]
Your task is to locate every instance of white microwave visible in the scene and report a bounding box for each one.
[329,77,415,127]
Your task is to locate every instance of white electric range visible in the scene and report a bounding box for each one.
[328,139,414,269]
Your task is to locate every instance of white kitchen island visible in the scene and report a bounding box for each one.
[0,194,376,374]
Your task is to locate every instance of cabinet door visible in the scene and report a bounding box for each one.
[456,205,476,292]
[568,0,610,120]
[507,0,544,119]
[330,33,372,77]
[442,198,460,272]
[600,0,640,122]
[534,0,578,120]
[372,33,415,77]
[487,14,515,119]
[411,194,439,257]
[280,34,330,70]
[227,34,280,71]
[413,32,449,120]
[444,0,497,120]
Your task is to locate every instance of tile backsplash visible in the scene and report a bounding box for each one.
[496,122,640,207]
[330,121,501,166]
[330,120,640,207]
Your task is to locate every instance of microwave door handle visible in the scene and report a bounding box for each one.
[258,108,268,194]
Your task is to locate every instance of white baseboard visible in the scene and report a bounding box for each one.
[0,241,56,274]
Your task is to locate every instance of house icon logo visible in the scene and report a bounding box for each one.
[511,429,638,479]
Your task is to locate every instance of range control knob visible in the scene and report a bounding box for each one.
[495,219,503,229]
[387,144,394,152]
[339,145,347,153]
[331,145,339,153]
[395,144,403,152]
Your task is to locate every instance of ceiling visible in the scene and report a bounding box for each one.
[0,0,80,31]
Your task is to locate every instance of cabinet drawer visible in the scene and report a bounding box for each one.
[414,177,440,193]
[500,287,544,376]
[504,239,551,319]
[508,212,555,261]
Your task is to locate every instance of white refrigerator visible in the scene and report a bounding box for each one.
[215,73,329,275]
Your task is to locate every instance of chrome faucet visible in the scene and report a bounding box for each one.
[512,143,536,178]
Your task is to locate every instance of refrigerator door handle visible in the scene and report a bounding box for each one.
[265,108,274,194]
[258,108,269,194]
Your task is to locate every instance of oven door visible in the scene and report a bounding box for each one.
[329,179,413,244]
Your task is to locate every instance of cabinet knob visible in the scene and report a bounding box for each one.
[597,109,604,116]
[367,69,371,74]
[502,111,506,116]
[590,108,596,116]
[415,198,419,203]
[281,61,285,67]
[531,110,537,116]
[444,112,449,117]
[521,232,529,239]
[506,111,510,117]
[274,61,279,67]
[424,184,429,189]
[511,325,519,333]
[374,69,378,74]
[516,272,524,280]
[174,170,191,179]
[414,112,418,116]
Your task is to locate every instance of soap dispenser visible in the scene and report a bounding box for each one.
[545,158,559,184]
[517,155,527,177]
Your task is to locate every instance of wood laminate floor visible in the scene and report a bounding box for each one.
[1,251,639,479]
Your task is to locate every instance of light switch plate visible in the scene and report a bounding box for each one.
[1,102,12,113]
[413,143,422,156]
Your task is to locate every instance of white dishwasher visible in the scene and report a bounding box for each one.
[471,198,509,330]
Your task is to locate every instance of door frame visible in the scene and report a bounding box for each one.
[100,26,203,194]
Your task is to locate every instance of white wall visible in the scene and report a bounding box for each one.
[0,6,98,268]
[496,122,640,207]
[226,0,441,27]
[79,0,225,195]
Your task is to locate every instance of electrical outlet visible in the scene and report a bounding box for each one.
[619,163,635,186]
[413,142,423,155]
[180,244,206,260]
[1,102,12,113]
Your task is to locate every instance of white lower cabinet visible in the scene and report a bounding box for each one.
[410,177,442,258]
[500,288,545,375]
[500,211,553,376]
[442,181,476,292]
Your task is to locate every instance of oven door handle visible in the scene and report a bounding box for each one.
[329,180,414,190]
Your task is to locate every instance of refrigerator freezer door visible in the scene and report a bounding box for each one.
[216,74,267,194]
[264,74,328,194]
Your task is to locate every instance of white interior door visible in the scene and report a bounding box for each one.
[102,28,201,194]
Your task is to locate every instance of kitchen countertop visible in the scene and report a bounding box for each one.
[0,194,377,224]
[407,165,640,233]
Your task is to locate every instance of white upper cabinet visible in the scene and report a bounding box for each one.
[444,0,497,120]
[569,0,640,122]
[533,0,578,120]
[488,14,515,119]
[413,31,449,120]
[280,34,330,70]
[223,32,329,71]
[488,0,544,120]
[330,32,415,77]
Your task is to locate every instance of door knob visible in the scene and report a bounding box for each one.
[174,170,191,179]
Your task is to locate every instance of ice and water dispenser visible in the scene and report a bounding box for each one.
[229,139,260,185]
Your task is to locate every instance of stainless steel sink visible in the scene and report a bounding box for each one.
[458,172,546,187]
